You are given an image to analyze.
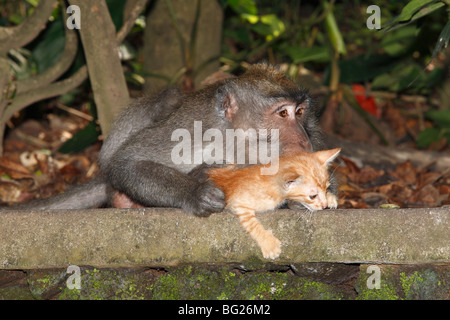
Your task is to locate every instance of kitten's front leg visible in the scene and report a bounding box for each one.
[258,229,282,259]
[235,209,281,259]
[326,192,338,209]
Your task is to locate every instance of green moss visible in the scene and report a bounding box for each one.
[399,270,447,300]
[355,266,448,300]
[59,267,147,300]
[400,271,423,299]
[151,265,346,300]
[355,265,400,300]
[152,273,180,300]
[0,287,35,300]
[27,270,66,300]
[356,282,399,300]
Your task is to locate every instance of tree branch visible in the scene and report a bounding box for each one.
[117,0,149,45]
[2,65,88,125]
[17,12,79,94]
[0,0,58,56]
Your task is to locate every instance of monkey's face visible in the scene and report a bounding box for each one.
[262,99,313,155]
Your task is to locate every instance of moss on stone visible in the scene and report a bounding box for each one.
[399,269,448,300]
[151,264,347,300]
[59,267,149,300]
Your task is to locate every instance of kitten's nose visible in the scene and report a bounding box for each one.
[322,204,327,210]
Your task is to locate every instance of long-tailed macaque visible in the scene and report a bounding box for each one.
[9,64,332,215]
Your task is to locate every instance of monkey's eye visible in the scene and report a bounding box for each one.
[278,109,288,118]
[295,107,303,116]
[309,194,317,200]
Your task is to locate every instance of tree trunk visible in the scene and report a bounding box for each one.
[143,0,223,92]
[70,0,130,136]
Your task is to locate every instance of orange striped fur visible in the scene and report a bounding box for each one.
[208,148,340,259]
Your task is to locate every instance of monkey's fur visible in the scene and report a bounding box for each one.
[10,64,332,215]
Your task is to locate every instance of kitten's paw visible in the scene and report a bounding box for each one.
[260,231,282,259]
[326,192,338,209]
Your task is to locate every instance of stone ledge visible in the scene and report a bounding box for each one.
[0,207,448,269]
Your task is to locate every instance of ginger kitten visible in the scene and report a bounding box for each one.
[207,148,341,259]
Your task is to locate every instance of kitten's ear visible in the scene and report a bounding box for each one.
[315,148,341,167]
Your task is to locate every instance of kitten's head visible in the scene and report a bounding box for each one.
[282,148,340,211]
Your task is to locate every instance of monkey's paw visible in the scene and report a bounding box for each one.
[188,181,225,217]
[327,192,338,209]
[259,231,282,259]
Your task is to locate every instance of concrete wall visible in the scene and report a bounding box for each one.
[0,207,448,300]
[1,207,448,269]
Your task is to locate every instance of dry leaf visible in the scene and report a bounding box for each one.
[410,184,441,207]
[389,161,417,184]
[0,157,33,179]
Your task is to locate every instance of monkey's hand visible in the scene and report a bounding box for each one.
[185,181,225,217]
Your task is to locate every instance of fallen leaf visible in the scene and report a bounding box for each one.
[359,166,385,183]
[0,157,33,179]
[418,172,442,189]
[437,185,450,195]
[389,161,417,184]
[409,184,441,207]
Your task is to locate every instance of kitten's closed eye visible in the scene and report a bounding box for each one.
[309,194,317,200]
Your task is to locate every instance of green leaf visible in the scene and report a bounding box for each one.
[383,0,445,31]
[393,0,437,22]
[228,0,258,15]
[430,20,450,62]
[417,127,440,148]
[329,54,400,84]
[25,0,39,6]
[31,17,65,73]
[58,122,100,154]
[425,110,450,128]
[378,25,418,56]
[260,14,285,38]
[106,0,126,31]
[241,13,259,24]
[284,46,330,64]
[371,63,424,92]
[324,1,346,55]
[249,14,285,40]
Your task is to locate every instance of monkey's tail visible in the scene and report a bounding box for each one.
[5,176,108,210]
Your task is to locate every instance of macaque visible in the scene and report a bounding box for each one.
[10,64,331,215]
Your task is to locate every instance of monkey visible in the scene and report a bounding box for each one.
[7,64,330,215]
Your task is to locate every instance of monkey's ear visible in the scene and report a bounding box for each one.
[222,93,239,120]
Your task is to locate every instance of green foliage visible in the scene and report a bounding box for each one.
[58,121,100,154]
[383,0,446,31]
[417,110,450,148]
[324,0,346,55]
[225,0,286,43]
[31,14,65,73]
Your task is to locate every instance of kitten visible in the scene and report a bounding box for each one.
[207,148,341,259]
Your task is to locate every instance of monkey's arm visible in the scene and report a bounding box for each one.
[104,157,225,216]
